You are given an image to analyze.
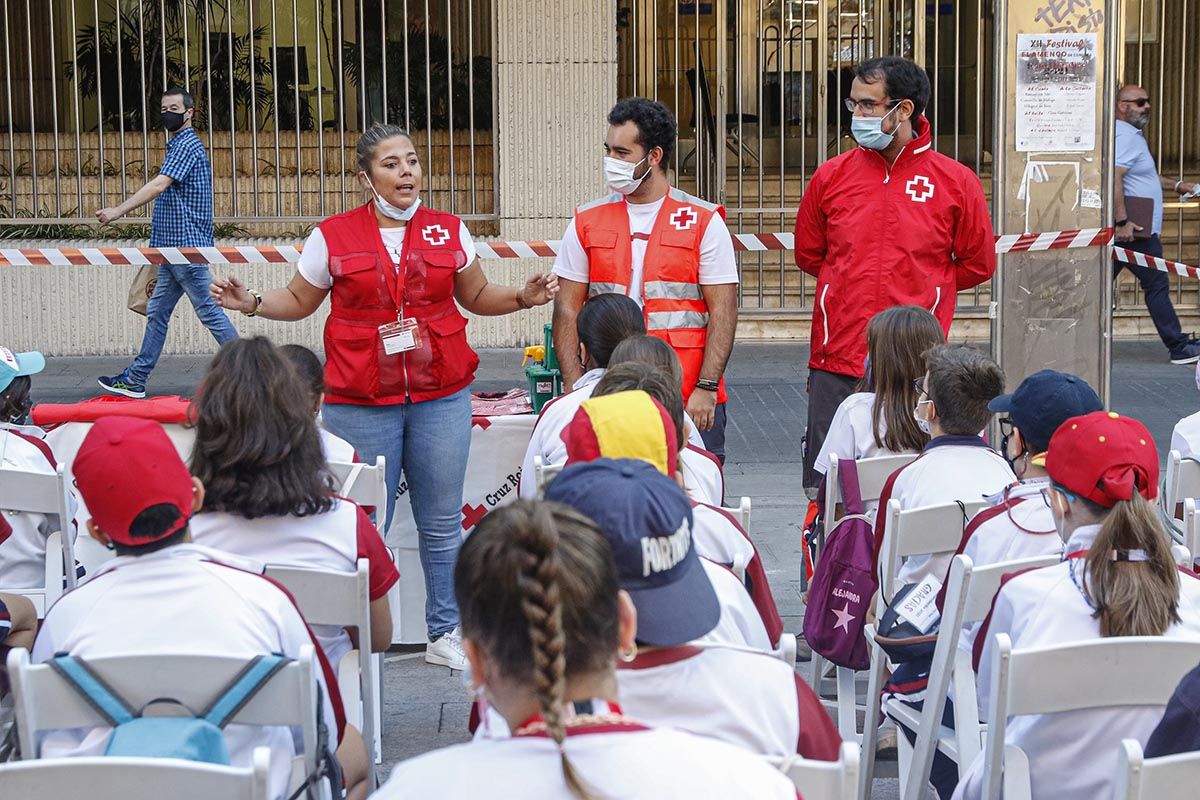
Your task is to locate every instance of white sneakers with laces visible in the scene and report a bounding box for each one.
[425,627,468,670]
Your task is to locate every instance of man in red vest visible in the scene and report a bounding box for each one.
[794,57,996,495]
[552,98,739,462]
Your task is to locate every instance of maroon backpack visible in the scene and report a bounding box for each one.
[802,459,878,670]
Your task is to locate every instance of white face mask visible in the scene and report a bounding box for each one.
[913,399,933,435]
[363,173,420,222]
[604,155,649,195]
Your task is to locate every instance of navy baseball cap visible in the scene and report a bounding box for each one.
[989,370,1103,451]
[545,458,720,647]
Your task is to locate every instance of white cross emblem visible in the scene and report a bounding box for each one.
[905,175,935,204]
[669,206,698,231]
[422,224,450,246]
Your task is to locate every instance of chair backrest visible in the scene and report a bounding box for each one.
[722,496,751,533]
[770,741,859,800]
[533,455,565,499]
[8,645,321,781]
[1163,450,1200,526]
[264,560,376,787]
[878,498,988,603]
[1186,499,1200,571]
[1115,738,1200,800]
[823,453,918,532]
[981,635,1200,800]
[0,461,77,597]
[0,747,272,800]
[327,457,387,534]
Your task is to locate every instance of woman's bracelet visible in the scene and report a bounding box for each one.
[242,289,263,317]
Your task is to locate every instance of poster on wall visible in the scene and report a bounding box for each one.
[1015,33,1097,152]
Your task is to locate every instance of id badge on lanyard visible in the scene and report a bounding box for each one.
[379,317,420,355]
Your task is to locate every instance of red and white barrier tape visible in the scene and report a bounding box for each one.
[0,226,1116,266]
[1112,245,1200,281]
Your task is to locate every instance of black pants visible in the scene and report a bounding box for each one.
[803,369,859,490]
[699,402,728,464]
[1115,235,1189,353]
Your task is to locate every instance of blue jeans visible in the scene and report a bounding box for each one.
[1113,235,1189,353]
[127,263,238,385]
[322,387,472,640]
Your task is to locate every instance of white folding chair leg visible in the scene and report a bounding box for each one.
[836,667,859,741]
[897,727,916,798]
[811,652,827,699]
[857,645,889,800]
[372,653,383,765]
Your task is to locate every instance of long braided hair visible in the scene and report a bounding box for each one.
[456,501,619,800]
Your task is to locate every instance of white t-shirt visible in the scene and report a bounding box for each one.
[297,222,477,290]
[552,196,739,305]
[0,426,63,589]
[319,425,358,464]
[1171,410,1200,459]
[381,722,797,799]
[31,544,341,800]
[696,558,772,651]
[814,391,915,475]
[519,369,607,498]
[189,500,399,671]
[681,444,724,506]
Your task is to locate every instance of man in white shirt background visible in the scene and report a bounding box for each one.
[551,97,739,462]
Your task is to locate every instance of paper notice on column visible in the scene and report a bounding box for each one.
[1015,33,1097,152]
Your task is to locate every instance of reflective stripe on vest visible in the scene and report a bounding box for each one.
[644,280,703,301]
[588,282,628,297]
[647,310,710,330]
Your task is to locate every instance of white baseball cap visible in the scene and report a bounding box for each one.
[0,346,45,393]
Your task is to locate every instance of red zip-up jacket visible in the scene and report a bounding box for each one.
[793,116,996,379]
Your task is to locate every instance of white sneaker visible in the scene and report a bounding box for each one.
[426,627,468,670]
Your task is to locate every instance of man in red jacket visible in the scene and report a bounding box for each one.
[794,57,996,493]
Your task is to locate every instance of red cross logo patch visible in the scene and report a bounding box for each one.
[905,175,935,204]
[669,206,698,231]
[461,503,488,531]
[423,224,451,246]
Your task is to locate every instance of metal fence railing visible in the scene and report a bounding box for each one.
[619,0,1197,318]
[0,0,497,238]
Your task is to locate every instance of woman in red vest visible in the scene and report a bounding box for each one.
[211,124,557,669]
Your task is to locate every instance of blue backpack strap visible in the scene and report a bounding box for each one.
[49,655,136,727]
[203,654,290,729]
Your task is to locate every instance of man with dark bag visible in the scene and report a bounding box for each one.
[793,57,996,497]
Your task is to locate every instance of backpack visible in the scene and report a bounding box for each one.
[48,652,288,765]
[802,459,878,670]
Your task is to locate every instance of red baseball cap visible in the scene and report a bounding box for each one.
[1045,411,1158,508]
[73,416,195,545]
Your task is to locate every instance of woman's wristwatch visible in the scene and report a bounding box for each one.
[242,289,263,317]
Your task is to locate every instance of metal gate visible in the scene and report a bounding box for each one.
[619,0,1198,322]
[0,0,498,238]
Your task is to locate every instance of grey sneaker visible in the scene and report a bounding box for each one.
[425,627,468,670]
[1169,342,1200,365]
[97,373,147,399]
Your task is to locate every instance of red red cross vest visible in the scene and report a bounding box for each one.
[573,188,728,403]
[319,202,479,405]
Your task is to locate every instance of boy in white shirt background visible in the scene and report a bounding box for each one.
[31,416,370,800]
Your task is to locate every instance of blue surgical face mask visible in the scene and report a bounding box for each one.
[363,172,420,222]
[851,103,901,151]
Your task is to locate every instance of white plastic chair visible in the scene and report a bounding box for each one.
[979,635,1200,800]
[723,496,752,533]
[854,498,987,788]
[1185,499,1200,571]
[1162,450,1200,536]
[0,748,272,799]
[1115,738,1200,800]
[328,456,387,535]
[265,560,378,787]
[8,646,326,797]
[533,455,565,499]
[770,741,859,800]
[0,462,76,615]
[878,552,1060,800]
[326,457,387,766]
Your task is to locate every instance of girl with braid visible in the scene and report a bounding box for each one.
[377,500,797,799]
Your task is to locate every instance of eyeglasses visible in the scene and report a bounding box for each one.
[998,417,1015,436]
[912,377,927,397]
[1120,97,1151,107]
[844,97,899,114]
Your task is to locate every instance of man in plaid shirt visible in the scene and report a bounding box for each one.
[96,85,237,398]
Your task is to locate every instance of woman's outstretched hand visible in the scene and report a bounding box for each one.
[521,272,560,307]
[211,274,256,313]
